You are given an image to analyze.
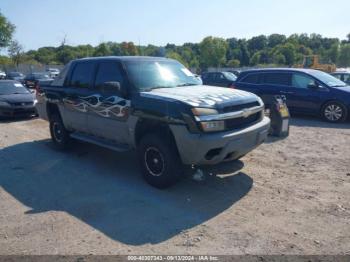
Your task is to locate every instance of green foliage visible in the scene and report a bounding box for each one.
[0,11,15,49]
[166,51,188,67]
[0,55,12,65]
[250,52,261,66]
[268,34,286,48]
[8,40,24,67]
[199,36,228,68]
[248,35,268,52]
[1,31,349,71]
[338,44,350,67]
[226,59,240,68]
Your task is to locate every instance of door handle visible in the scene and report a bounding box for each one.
[280,91,294,94]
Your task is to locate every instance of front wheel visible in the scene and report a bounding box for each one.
[138,134,183,189]
[49,114,71,150]
[321,101,348,123]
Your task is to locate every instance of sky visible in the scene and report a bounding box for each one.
[1,0,349,51]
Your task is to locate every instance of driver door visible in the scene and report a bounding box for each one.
[286,73,322,113]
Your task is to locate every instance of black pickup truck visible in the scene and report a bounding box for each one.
[36,56,270,188]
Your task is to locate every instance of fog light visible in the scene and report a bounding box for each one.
[200,121,225,132]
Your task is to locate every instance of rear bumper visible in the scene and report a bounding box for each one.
[170,116,270,165]
[0,106,37,117]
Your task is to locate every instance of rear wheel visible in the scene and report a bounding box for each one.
[321,101,347,123]
[138,134,183,189]
[49,114,71,150]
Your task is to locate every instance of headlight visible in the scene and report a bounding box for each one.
[0,101,10,107]
[33,99,38,105]
[191,107,218,116]
[200,121,225,132]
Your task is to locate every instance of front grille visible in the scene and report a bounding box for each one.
[10,102,33,106]
[223,101,260,113]
[225,112,261,130]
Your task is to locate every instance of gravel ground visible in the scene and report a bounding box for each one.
[0,117,349,255]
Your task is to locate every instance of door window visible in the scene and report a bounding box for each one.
[292,74,316,89]
[70,62,95,88]
[241,73,260,84]
[343,74,350,84]
[94,62,125,93]
[263,73,291,86]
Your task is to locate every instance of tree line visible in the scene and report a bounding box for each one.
[1,11,350,71]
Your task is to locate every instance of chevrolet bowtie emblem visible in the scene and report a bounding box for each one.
[242,109,251,118]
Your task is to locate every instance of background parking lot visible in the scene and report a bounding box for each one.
[0,117,349,254]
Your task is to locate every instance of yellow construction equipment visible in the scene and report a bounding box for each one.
[294,55,336,73]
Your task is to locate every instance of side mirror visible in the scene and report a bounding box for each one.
[307,83,320,89]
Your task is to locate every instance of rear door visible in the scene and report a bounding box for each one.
[61,61,97,133]
[87,60,131,143]
[236,73,261,94]
[259,72,292,108]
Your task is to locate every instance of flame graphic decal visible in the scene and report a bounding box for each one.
[63,94,130,119]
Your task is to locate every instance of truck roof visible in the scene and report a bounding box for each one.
[240,68,321,74]
[73,56,176,62]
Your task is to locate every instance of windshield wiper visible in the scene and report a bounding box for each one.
[176,83,197,87]
[142,86,171,92]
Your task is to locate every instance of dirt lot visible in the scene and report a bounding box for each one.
[0,117,349,255]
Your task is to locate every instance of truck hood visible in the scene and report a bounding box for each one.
[140,85,259,108]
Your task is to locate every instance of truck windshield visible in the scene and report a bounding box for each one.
[125,60,201,91]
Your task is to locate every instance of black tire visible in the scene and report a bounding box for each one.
[49,114,71,150]
[321,101,348,123]
[138,133,183,189]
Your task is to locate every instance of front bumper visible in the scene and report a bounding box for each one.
[170,116,270,165]
[0,106,37,117]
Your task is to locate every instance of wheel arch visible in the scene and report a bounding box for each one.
[46,102,61,120]
[320,99,348,122]
[134,118,177,147]
[320,99,347,114]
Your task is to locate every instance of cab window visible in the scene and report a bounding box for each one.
[70,62,95,88]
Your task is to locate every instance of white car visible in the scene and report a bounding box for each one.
[46,68,60,78]
[0,71,6,79]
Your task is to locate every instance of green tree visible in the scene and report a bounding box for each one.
[338,44,350,67]
[268,34,286,48]
[275,43,296,66]
[239,40,250,66]
[0,11,15,49]
[272,52,286,65]
[166,51,188,67]
[57,45,77,64]
[250,52,261,66]
[93,43,112,56]
[324,43,339,64]
[247,35,268,52]
[199,36,227,68]
[34,47,57,64]
[8,40,24,67]
[227,59,240,68]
